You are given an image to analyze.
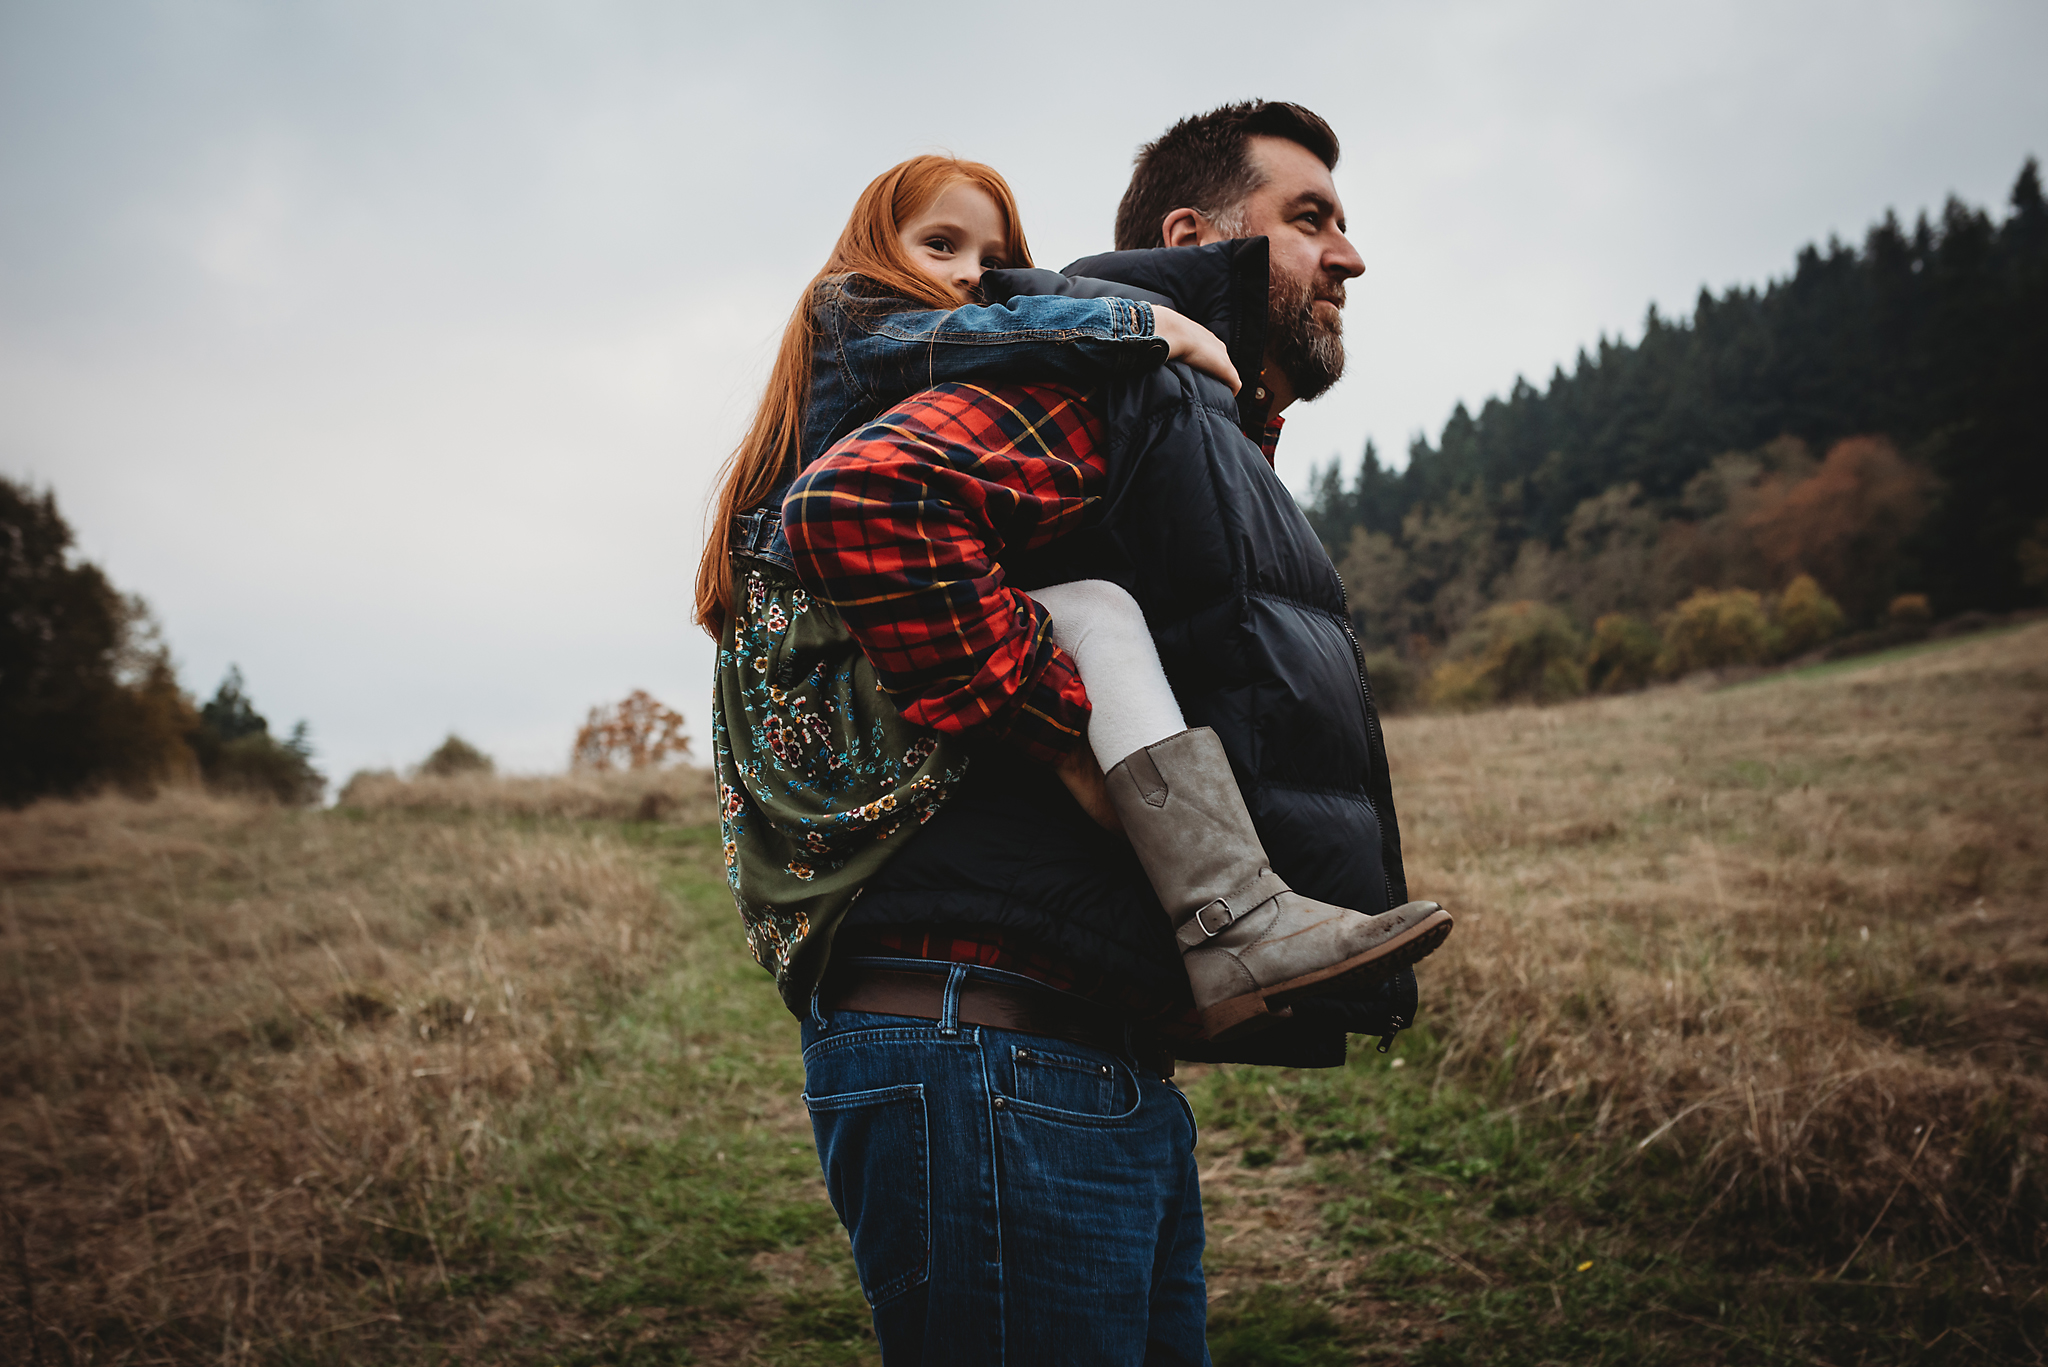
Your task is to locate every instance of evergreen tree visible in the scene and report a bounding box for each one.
[1317,159,2048,619]
[189,667,325,805]
[200,666,269,742]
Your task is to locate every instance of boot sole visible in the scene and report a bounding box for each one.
[1197,908,1455,1041]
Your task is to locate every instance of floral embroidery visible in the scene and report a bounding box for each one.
[757,917,787,966]
[713,558,970,1004]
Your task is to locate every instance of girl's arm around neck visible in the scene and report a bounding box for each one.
[832,291,1169,412]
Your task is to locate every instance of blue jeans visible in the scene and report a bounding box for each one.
[801,963,1210,1366]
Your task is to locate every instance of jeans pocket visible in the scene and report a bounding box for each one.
[1009,1044,1120,1117]
[803,1083,930,1307]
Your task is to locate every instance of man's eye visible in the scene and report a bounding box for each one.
[1299,212,1321,229]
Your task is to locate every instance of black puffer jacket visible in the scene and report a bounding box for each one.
[847,240,1413,1067]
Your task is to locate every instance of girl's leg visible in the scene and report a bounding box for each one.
[1030,581,1453,1043]
[1024,580,1185,770]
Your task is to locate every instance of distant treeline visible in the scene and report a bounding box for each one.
[1307,158,2048,675]
[1,477,323,806]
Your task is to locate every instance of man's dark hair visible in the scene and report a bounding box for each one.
[1114,101,1340,252]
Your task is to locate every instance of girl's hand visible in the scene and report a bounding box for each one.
[1152,307,1241,394]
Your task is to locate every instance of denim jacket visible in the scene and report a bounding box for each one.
[737,275,1167,569]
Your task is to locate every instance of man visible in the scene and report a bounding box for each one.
[1115,99,1362,410]
[783,101,1412,1364]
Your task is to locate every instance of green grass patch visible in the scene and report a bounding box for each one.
[1183,1029,2047,1364]
[1725,623,2025,690]
[390,821,878,1365]
[1208,1284,1351,1366]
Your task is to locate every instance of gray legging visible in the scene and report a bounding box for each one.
[1024,580,1187,770]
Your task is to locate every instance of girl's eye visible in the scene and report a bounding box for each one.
[924,237,953,254]
[981,257,1002,270]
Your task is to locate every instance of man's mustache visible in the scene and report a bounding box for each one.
[1278,279,1347,313]
[1271,273,1347,343]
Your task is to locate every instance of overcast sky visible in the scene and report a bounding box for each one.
[3,0,2043,786]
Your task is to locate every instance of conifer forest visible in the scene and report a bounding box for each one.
[1305,159,2046,706]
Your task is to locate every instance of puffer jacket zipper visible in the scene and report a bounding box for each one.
[1333,573,1402,916]
[1334,574,1415,1054]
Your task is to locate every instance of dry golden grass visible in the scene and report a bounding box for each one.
[0,790,682,1361]
[2,627,2042,1363]
[1388,622,2048,1264]
[337,764,715,825]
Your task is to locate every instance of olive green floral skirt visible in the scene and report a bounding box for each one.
[712,557,969,1014]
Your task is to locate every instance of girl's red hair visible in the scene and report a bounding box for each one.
[694,155,1033,638]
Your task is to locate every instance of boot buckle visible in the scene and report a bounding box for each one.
[1193,898,1234,938]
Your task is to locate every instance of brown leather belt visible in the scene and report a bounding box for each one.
[820,967,1175,1078]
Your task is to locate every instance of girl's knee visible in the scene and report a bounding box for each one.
[1045,579,1146,632]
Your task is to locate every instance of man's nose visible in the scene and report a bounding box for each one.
[1325,232,1365,281]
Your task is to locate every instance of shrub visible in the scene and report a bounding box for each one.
[1584,613,1661,694]
[188,668,325,805]
[418,734,494,777]
[1422,656,1492,710]
[1361,650,1419,714]
[1425,600,1585,709]
[1657,587,1774,677]
[572,690,690,771]
[1772,574,1847,658]
[1888,593,1932,626]
[200,727,325,805]
[1470,601,1587,703]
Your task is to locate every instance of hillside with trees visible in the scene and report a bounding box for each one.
[1308,159,2047,704]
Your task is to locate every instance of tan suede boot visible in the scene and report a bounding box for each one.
[1105,727,1453,1040]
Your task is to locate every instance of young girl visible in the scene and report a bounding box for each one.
[699,155,1448,1038]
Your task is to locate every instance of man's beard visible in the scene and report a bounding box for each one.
[1267,270,1346,403]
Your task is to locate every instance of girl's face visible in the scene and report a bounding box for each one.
[897,182,1011,304]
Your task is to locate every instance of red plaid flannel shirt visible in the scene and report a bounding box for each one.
[783,382,1104,764]
[785,380,1284,1015]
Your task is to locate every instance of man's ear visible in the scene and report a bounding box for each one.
[1160,207,1205,248]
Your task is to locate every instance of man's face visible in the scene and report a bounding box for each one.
[1206,135,1366,405]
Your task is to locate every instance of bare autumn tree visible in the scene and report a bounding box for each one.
[1743,436,1933,620]
[571,690,691,771]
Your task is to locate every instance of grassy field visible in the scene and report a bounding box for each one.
[3,624,2044,1364]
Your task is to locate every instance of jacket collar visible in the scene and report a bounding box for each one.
[1062,238,1272,437]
